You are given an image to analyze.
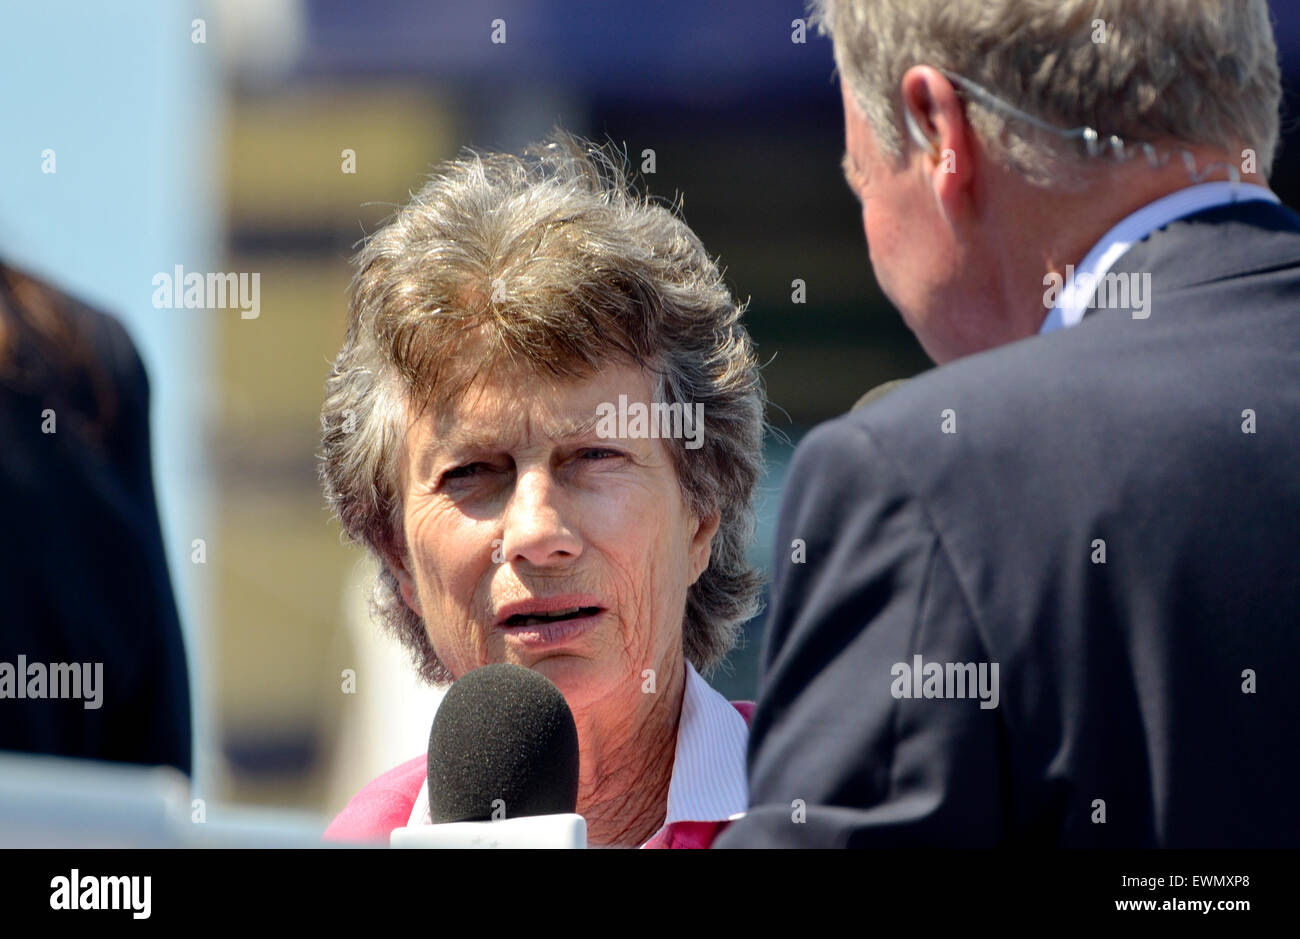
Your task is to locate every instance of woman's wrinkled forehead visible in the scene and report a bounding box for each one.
[393,315,648,413]
[398,318,653,418]
[427,370,600,443]
[423,355,659,437]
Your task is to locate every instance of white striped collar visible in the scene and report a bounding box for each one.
[654,660,750,833]
[404,660,750,839]
[1040,181,1280,334]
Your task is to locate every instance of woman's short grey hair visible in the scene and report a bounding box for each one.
[320,131,765,685]
[810,0,1282,185]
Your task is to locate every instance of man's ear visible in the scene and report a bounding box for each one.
[689,510,722,586]
[900,65,975,215]
[389,545,424,618]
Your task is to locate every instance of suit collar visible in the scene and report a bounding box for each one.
[1042,183,1283,333]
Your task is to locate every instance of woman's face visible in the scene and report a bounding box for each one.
[392,360,718,721]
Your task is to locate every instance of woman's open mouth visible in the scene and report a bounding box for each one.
[498,603,606,648]
[504,606,602,628]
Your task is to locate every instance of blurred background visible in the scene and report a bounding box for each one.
[3,0,1299,821]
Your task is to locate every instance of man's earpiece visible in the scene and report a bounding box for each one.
[904,102,941,160]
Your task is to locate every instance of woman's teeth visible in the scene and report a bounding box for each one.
[506,607,598,627]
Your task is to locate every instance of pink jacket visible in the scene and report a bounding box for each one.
[324,700,754,849]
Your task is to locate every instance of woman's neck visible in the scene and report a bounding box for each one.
[577,659,686,848]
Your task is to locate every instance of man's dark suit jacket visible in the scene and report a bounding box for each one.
[0,270,192,776]
[717,199,1300,848]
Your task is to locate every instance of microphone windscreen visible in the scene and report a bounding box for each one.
[426,663,580,823]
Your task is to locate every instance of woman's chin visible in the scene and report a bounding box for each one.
[527,653,597,689]
[526,656,621,713]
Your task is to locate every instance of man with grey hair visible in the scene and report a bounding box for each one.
[718,0,1300,847]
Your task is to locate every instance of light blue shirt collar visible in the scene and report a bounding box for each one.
[1040,181,1279,334]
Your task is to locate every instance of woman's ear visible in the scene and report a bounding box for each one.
[389,547,424,618]
[688,510,722,585]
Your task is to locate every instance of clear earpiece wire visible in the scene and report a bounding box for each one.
[934,69,1245,196]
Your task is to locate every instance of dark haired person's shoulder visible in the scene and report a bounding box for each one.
[50,279,152,453]
[62,283,151,404]
[9,267,155,486]
[2,263,150,404]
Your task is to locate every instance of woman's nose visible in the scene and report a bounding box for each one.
[498,467,582,567]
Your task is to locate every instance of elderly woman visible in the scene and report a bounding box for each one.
[319,132,765,848]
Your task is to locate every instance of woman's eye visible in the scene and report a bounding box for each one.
[580,448,620,460]
[442,462,488,481]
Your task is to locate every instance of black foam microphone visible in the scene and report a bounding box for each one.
[426,663,580,824]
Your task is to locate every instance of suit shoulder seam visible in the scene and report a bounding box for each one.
[839,415,989,655]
